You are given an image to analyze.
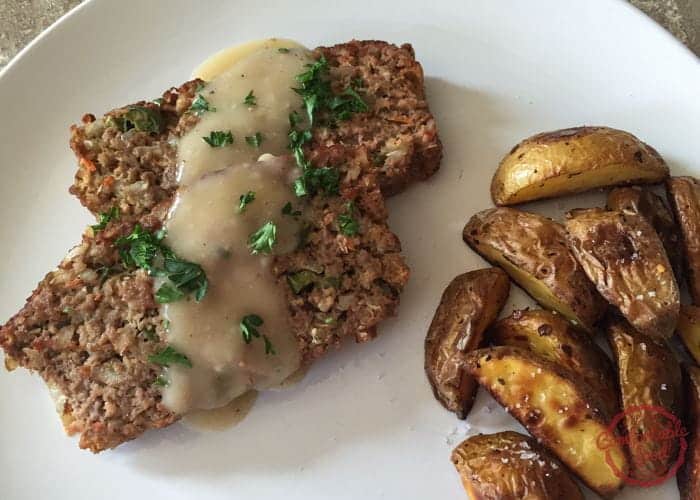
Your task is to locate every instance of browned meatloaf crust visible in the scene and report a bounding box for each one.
[1,40,436,452]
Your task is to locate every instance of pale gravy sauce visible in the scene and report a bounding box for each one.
[158,39,311,415]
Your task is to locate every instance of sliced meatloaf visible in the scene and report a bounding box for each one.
[0,143,409,452]
[69,40,441,220]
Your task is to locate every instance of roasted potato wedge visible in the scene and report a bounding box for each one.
[607,186,683,280]
[491,126,669,206]
[678,304,700,365]
[678,365,700,500]
[465,346,628,497]
[463,208,606,331]
[667,176,700,303]
[606,318,684,483]
[490,308,619,417]
[451,431,584,500]
[424,268,510,418]
[566,208,680,339]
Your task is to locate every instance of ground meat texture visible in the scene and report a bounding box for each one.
[0,221,176,452]
[313,41,442,195]
[1,40,430,451]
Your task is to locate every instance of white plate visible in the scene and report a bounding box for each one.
[1,0,699,498]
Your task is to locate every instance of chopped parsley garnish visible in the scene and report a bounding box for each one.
[328,87,369,121]
[106,106,163,134]
[243,90,257,106]
[287,269,317,294]
[91,206,120,233]
[96,265,119,284]
[154,375,169,387]
[149,346,192,368]
[202,130,234,147]
[277,47,290,53]
[239,314,275,354]
[248,221,277,254]
[288,110,303,128]
[337,202,359,236]
[281,202,301,217]
[116,225,208,303]
[245,132,263,148]
[293,166,339,197]
[238,190,256,213]
[190,93,216,115]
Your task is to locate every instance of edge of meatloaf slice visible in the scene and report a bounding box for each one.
[68,40,442,220]
[0,145,409,452]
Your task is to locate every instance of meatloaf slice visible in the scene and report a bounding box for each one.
[1,145,409,452]
[69,40,441,220]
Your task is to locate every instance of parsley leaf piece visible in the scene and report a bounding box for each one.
[202,130,234,147]
[294,166,340,198]
[245,132,263,148]
[277,47,290,53]
[149,346,192,368]
[124,106,163,133]
[288,110,303,128]
[263,335,276,355]
[91,206,120,233]
[190,93,216,115]
[115,224,164,271]
[281,202,301,217]
[243,90,257,106]
[337,202,360,236]
[154,375,169,387]
[248,221,277,254]
[328,87,369,121]
[240,314,263,343]
[287,270,317,294]
[238,191,256,213]
[161,255,208,302]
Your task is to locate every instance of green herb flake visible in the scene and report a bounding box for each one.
[124,106,163,133]
[154,375,169,387]
[337,202,360,236]
[277,47,290,53]
[281,202,301,217]
[263,335,276,355]
[287,269,317,294]
[240,314,263,343]
[288,110,303,128]
[245,132,264,148]
[149,346,192,368]
[238,190,256,213]
[293,166,339,198]
[248,221,277,254]
[243,90,257,106]
[202,130,234,147]
[116,225,208,303]
[190,93,216,115]
[91,206,120,233]
[153,97,164,105]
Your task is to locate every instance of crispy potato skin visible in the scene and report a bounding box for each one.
[606,318,684,483]
[678,305,700,365]
[464,346,628,497]
[678,365,700,500]
[491,126,669,205]
[424,268,510,418]
[607,186,683,280]
[490,308,619,417]
[451,431,584,500]
[667,176,700,303]
[463,208,606,331]
[565,209,680,339]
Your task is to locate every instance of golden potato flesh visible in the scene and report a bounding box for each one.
[463,208,606,332]
[678,304,700,365]
[607,186,683,280]
[424,268,510,418]
[606,318,684,483]
[678,365,700,500]
[451,431,584,500]
[464,346,628,497]
[566,209,679,340]
[667,176,700,303]
[491,126,669,206]
[490,308,619,417]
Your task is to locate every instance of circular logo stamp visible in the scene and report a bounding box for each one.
[596,404,688,487]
